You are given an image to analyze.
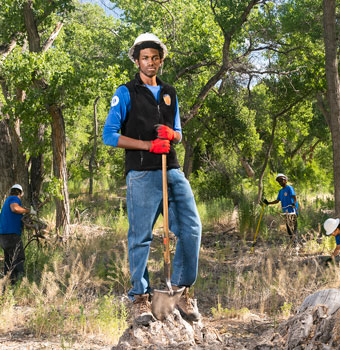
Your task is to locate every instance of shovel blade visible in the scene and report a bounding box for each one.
[151,287,185,321]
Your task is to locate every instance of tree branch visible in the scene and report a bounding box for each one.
[42,22,63,52]
[147,0,176,41]
[175,60,218,80]
[183,1,262,125]
[0,37,17,60]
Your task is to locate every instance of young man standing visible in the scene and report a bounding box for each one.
[0,184,36,284]
[264,173,299,242]
[103,33,202,325]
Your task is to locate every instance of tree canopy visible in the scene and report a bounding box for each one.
[0,0,339,233]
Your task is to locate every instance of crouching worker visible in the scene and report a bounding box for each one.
[0,184,36,284]
[103,33,202,326]
[263,173,299,243]
[323,218,340,262]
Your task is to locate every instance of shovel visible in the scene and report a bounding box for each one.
[250,202,266,253]
[151,153,185,320]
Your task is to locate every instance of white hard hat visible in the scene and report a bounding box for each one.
[11,184,23,192]
[276,173,287,180]
[128,33,168,63]
[323,218,340,235]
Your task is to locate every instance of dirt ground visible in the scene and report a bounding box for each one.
[0,219,331,350]
[0,315,275,350]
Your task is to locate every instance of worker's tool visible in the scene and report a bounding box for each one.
[151,154,185,320]
[250,202,266,253]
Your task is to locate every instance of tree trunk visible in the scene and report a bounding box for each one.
[29,124,46,206]
[0,86,29,203]
[49,105,70,240]
[89,96,99,196]
[23,1,69,233]
[182,138,195,179]
[0,120,16,204]
[0,119,29,204]
[256,117,277,203]
[323,0,340,216]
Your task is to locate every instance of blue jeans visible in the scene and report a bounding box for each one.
[126,168,201,300]
[0,233,25,284]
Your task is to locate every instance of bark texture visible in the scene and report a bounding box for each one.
[255,288,340,350]
[89,97,99,196]
[323,0,340,216]
[113,307,223,350]
[49,105,70,239]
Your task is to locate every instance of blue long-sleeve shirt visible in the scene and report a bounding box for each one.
[277,185,299,214]
[103,85,182,147]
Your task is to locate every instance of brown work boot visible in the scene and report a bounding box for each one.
[174,286,200,322]
[132,294,155,326]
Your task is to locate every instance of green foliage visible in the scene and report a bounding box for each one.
[280,301,293,317]
[0,0,334,210]
[43,177,65,201]
[211,302,250,319]
[28,295,127,340]
[238,193,260,240]
[94,293,128,339]
[190,168,231,201]
[196,197,234,229]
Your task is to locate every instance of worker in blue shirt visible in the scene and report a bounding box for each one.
[264,173,299,243]
[0,184,36,284]
[103,33,201,326]
[323,218,340,261]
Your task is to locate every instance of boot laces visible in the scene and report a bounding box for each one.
[135,296,151,314]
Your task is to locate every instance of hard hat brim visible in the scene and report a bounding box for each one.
[276,173,287,181]
[325,218,340,235]
[128,33,168,63]
[11,184,23,192]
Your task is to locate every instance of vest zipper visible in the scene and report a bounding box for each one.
[139,135,144,166]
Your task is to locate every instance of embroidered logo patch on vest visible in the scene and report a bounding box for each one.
[163,94,171,106]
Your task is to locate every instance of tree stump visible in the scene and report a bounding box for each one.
[111,308,223,350]
[255,288,340,350]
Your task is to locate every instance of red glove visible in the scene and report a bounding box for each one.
[149,139,170,154]
[156,124,175,141]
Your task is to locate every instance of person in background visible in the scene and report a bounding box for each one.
[0,184,36,284]
[264,173,299,243]
[323,218,340,261]
[103,33,202,326]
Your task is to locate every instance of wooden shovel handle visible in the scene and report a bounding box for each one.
[162,153,170,265]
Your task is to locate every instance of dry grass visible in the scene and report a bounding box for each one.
[195,217,340,322]
[0,223,129,346]
[0,194,337,346]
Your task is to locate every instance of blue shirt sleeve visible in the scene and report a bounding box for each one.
[8,196,21,206]
[103,85,182,146]
[103,86,131,147]
[174,96,182,141]
[336,234,340,246]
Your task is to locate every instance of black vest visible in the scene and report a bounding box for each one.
[122,74,180,174]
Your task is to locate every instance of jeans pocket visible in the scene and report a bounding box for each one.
[127,170,148,181]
